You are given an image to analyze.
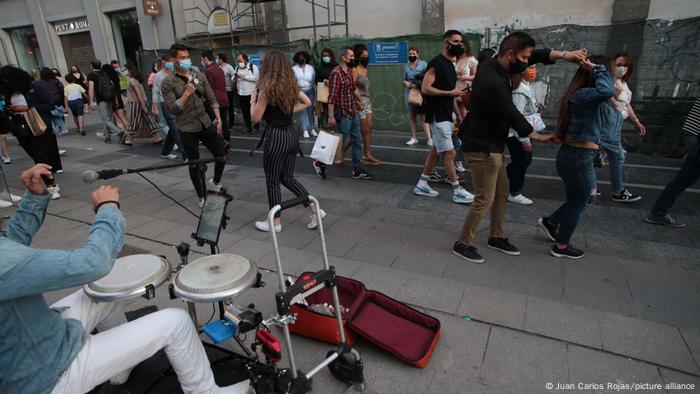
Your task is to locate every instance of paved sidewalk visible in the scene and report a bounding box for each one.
[1,120,699,393]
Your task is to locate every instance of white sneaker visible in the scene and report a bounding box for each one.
[198,198,205,208]
[96,132,104,139]
[303,130,310,139]
[161,153,177,160]
[255,220,281,233]
[55,170,64,174]
[58,149,66,156]
[9,193,22,202]
[311,129,318,137]
[208,178,222,192]
[427,139,433,147]
[455,162,466,173]
[1,156,10,164]
[452,187,474,204]
[307,209,327,229]
[508,194,533,205]
[47,187,61,200]
[412,185,440,197]
[405,138,418,145]
[173,144,179,151]
[0,200,12,208]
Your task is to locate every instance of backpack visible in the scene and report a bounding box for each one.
[97,72,116,102]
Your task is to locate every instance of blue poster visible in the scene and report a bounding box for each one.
[249,54,262,66]
[368,41,408,65]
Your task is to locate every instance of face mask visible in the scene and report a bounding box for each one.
[615,66,628,78]
[447,43,465,57]
[524,67,537,81]
[509,57,529,75]
[238,62,246,69]
[215,58,220,64]
[322,56,331,64]
[299,58,306,65]
[408,55,417,62]
[179,59,192,71]
[165,62,175,71]
[347,58,357,68]
[359,57,369,66]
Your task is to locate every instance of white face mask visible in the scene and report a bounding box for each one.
[238,62,246,69]
[615,66,628,78]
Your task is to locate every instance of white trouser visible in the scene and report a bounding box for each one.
[50,290,250,394]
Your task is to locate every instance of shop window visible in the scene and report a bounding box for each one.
[8,26,42,77]
[111,10,143,66]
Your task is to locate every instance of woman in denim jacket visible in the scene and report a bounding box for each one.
[538,55,617,259]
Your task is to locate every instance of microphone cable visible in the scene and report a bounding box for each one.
[137,173,200,219]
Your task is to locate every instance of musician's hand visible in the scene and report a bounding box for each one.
[20,164,53,195]
[92,185,120,211]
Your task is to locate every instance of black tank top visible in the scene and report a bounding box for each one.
[263,103,293,129]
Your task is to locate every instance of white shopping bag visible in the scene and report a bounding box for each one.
[309,130,341,165]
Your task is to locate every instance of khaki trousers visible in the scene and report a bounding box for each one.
[458,152,509,245]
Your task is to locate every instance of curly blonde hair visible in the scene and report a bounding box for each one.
[257,50,298,114]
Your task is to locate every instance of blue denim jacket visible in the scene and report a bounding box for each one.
[566,65,622,149]
[403,60,428,85]
[0,191,124,393]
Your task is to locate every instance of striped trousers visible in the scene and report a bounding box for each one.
[127,101,159,135]
[263,126,309,218]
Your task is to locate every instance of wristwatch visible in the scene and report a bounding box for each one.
[560,50,568,60]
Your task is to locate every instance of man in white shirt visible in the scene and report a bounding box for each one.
[292,51,317,139]
[218,53,237,132]
[234,53,259,134]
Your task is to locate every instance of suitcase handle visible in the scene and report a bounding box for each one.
[277,195,310,211]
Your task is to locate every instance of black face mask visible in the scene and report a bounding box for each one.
[359,57,369,66]
[509,58,529,75]
[408,56,417,62]
[347,58,357,68]
[447,43,465,57]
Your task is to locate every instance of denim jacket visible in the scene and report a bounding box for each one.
[0,191,124,393]
[566,65,622,149]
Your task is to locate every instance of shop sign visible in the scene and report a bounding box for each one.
[54,17,90,35]
[143,0,162,17]
[208,8,231,35]
[367,41,408,65]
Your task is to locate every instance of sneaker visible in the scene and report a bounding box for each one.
[452,187,474,204]
[612,189,642,203]
[312,160,326,179]
[352,169,372,180]
[78,129,86,136]
[161,153,178,160]
[47,186,61,200]
[426,171,447,183]
[311,129,318,137]
[96,131,105,139]
[307,209,327,229]
[2,156,10,164]
[208,178,222,193]
[255,220,281,232]
[58,149,66,156]
[427,139,433,147]
[455,162,466,173]
[508,194,533,206]
[55,170,64,174]
[537,217,557,242]
[452,242,485,264]
[303,130,310,139]
[412,185,440,197]
[644,214,686,228]
[406,138,418,146]
[487,237,521,256]
[550,244,585,259]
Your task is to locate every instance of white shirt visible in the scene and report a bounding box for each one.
[509,81,537,140]
[11,93,27,114]
[292,64,315,90]
[220,63,236,92]
[235,63,259,96]
[610,80,631,119]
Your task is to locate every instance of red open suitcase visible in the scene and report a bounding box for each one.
[289,272,441,368]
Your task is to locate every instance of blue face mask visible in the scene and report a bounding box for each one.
[179,59,192,71]
[165,62,175,71]
[322,56,331,64]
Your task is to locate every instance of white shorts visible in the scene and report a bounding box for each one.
[430,121,454,153]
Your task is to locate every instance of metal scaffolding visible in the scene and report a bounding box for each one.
[284,0,349,40]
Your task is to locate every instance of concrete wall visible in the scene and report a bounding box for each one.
[648,0,700,20]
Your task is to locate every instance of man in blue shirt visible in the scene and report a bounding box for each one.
[0,164,250,394]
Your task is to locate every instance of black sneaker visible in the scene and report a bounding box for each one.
[537,217,557,242]
[612,189,642,203]
[452,242,485,264]
[487,238,521,256]
[312,160,326,179]
[427,171,447,183]
[352,169,372,180]
[644,214,686,228]
[550,244,585,259]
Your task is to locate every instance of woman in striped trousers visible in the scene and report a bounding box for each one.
[251,50,326,233]
[124,64,162,145]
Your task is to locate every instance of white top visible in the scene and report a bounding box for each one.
[292,64,315,90]
[610,80,631,119]
[220,63,236,92]
[11,93,27,114]
[235,63,259,96]
[455,56,478,90]
[509,81,537,141]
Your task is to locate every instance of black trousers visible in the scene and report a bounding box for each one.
[238,95,258,132]
[16,130,62,186]
[506,136,533,195]
[226,90,236,127]
[263,126,308,218]
[180,125,226,198]
[219,107,231,145]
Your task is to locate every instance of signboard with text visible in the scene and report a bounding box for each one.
[368,41,408,65]
[249,55,262,66]
[143,0,162,16]
[54,17,89,35]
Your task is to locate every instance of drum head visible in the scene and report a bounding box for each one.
[173,254,257,302]
[85,255,170,300]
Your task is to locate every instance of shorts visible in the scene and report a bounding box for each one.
[430,121,454,153]
[358,96,372,119]
[68,99,84,117]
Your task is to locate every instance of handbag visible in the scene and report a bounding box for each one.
[23,108,47,136]
[525,113,546,132]
[408,87,423,106]
[310,130,341,165]
[316,82,329,103]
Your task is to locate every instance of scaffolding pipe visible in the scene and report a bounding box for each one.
[311,0,317,42]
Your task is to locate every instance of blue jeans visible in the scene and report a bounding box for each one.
[650,133,699,217]
[299,88,316,131]
[339,114,362,171]
[548,145,597,245]
[604,145,625,193]
[159,103,185,159]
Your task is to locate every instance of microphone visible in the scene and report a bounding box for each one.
[81,169,127,184]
